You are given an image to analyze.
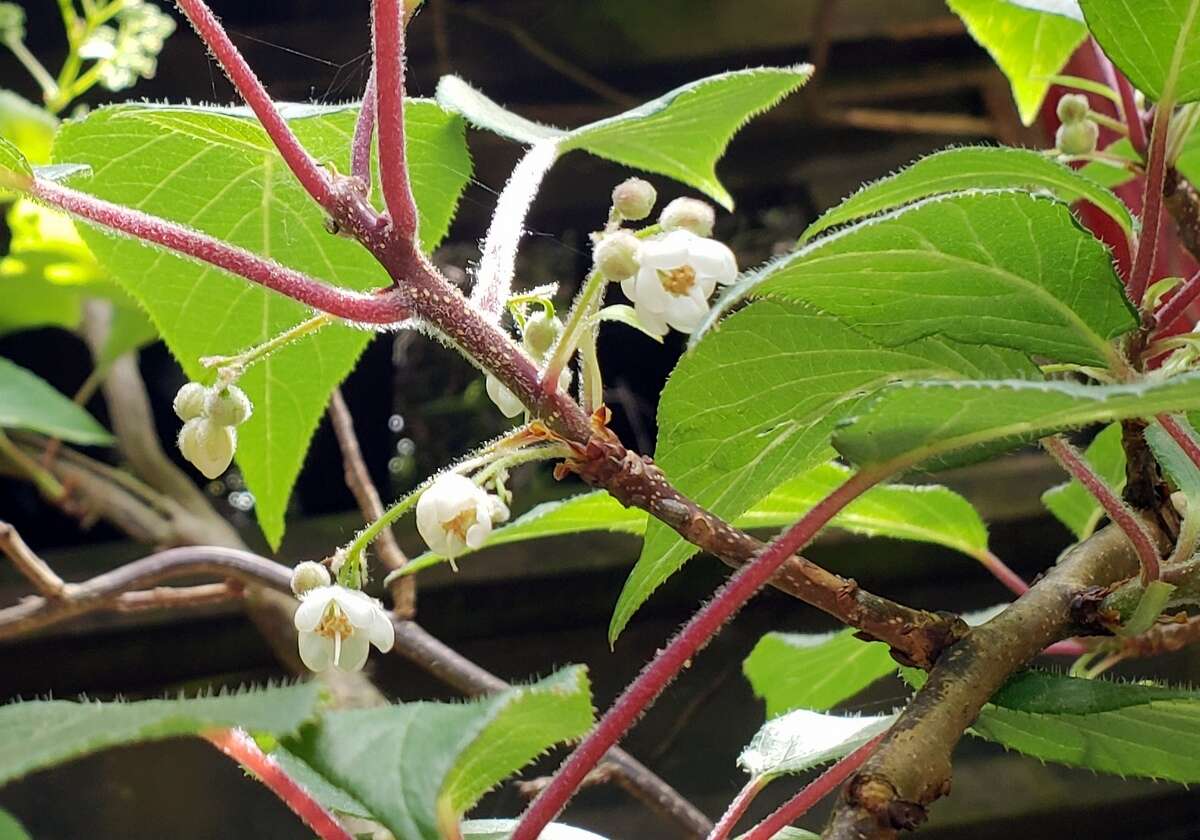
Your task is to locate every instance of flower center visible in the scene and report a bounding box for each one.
[442,508,478,541]
[659,265,697,295]
[315,604,354,640]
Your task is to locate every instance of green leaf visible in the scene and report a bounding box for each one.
[0,135,31,198]
[1146,420,1200,499]
[835,373,1200,471]
[438,66,812,209]
[719,192,1135,369]
[285,667,593,840]
[0,682,321,785]
[1079,137,1139,190]
[973,671,1200,781]
[743,629,897,718]
[949,0,1087,124]
[0,90,56,165]
[461,820,608,840]
[738,708,894,780]
[615,299,1034,643]
[1041,422,1126,539]
[0,808,30,840]
[802,146,1132,241]
[0,357,111,444]
[1081,0,1200,104]
[757,831,820,840]
[401,461,989,580]
[54,101,471,547]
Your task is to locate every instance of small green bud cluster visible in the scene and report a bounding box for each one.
[1054,93,1098,156]
[174,381,253,479]
[80,0,176,92]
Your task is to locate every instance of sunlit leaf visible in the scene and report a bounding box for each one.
[1081,0,1200,103]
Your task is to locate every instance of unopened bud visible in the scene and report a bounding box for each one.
[173,382,208,421]
[1056,120,1099,156]
[0,3,26,42]
[659,197,715,237]
[1056,93,1090,125]
[594,230,641,282]
[290,560,332,596]
[178,417,236,479]
[611,178,657,221]
[522,310,563,359]
[204,384,252,427]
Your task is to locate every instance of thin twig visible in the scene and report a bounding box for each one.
[1042,435,1160,584]
[204,728,353,840]
[328,389,415,618]
[706,776,767,840]
[0,521,67,597]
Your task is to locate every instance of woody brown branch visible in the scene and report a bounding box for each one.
[823,521,1160,840]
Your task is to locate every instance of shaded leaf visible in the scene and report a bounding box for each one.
[0,357,111,444]
[743,630,896,718]
[1041,422,1126,539]
[802,146,1132,241]
[835,373,1200,471]
[0,682,321,784]
[54,101,472,547]
[285,667,593,840]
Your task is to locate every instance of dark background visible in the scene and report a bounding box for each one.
[2,1,1199,838]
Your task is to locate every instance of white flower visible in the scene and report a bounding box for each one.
[293,585,394,673]
[416,473,510,557]
[620,230,737,335]
[486,374,526,418]
[177,417,236,479]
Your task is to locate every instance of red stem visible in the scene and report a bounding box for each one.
[174,0,336,212]
[741,734,886,840]
[29,178,410,324]
[352,67,378,186]
[512,468,889,840]
[372,0,421,239]
[1128,102,1173,306]
[203,728,353,840]
[1157,413,1200,475]
[1154,267,1200,335]
[977,549,1029,597]
[1042,436,1160,584]
[706,777,767,840]
[1042,638,1090,656]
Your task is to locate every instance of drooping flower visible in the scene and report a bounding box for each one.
[293,584,394,673]
[177,417,236,479]
[416,473,509,557]
[620,230,737,335]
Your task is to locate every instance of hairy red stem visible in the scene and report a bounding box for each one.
[1157,413,1200,475]
[352,68,378,185]
[203,728,353,840]
[512,468,889,840]
[174,0,336,211]
[706,777,767,840]
[1129,102,1173,306]
[29,178,410,324]
[743,734,885,840]
[372,0,421,239]
[1155,267,1200,335]
[1042,436,1160,584]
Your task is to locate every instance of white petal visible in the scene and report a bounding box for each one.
[634,268,670,311]
[465,519,491,549]
[635,304,670,336]
[293,588,334,632]
[486,375,525,417]
[488,495,510,524]
[689,279,713,307]
[369,611,395,652]
[334,631,371,672]
[664,297,708,333]
[431,474,482,521]
[620,276,638,303]
[688,237,737,283]
[298,631,334,672]
[638,231,694,269]
[415,492,442,550]
[334,588,379,628]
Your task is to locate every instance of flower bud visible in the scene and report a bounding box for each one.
[0,3,26,41]
[1056,93,1090,125]
[594,230,641,282]
[173,382,208,421]
[611,178,657,221]
[486,374,525,418]
[659,197,715,237]
[1056,119,1099,156]
[204,384,253,427]
[178,417,236,479]
[522,310,562,359]
[290,560,332,596]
